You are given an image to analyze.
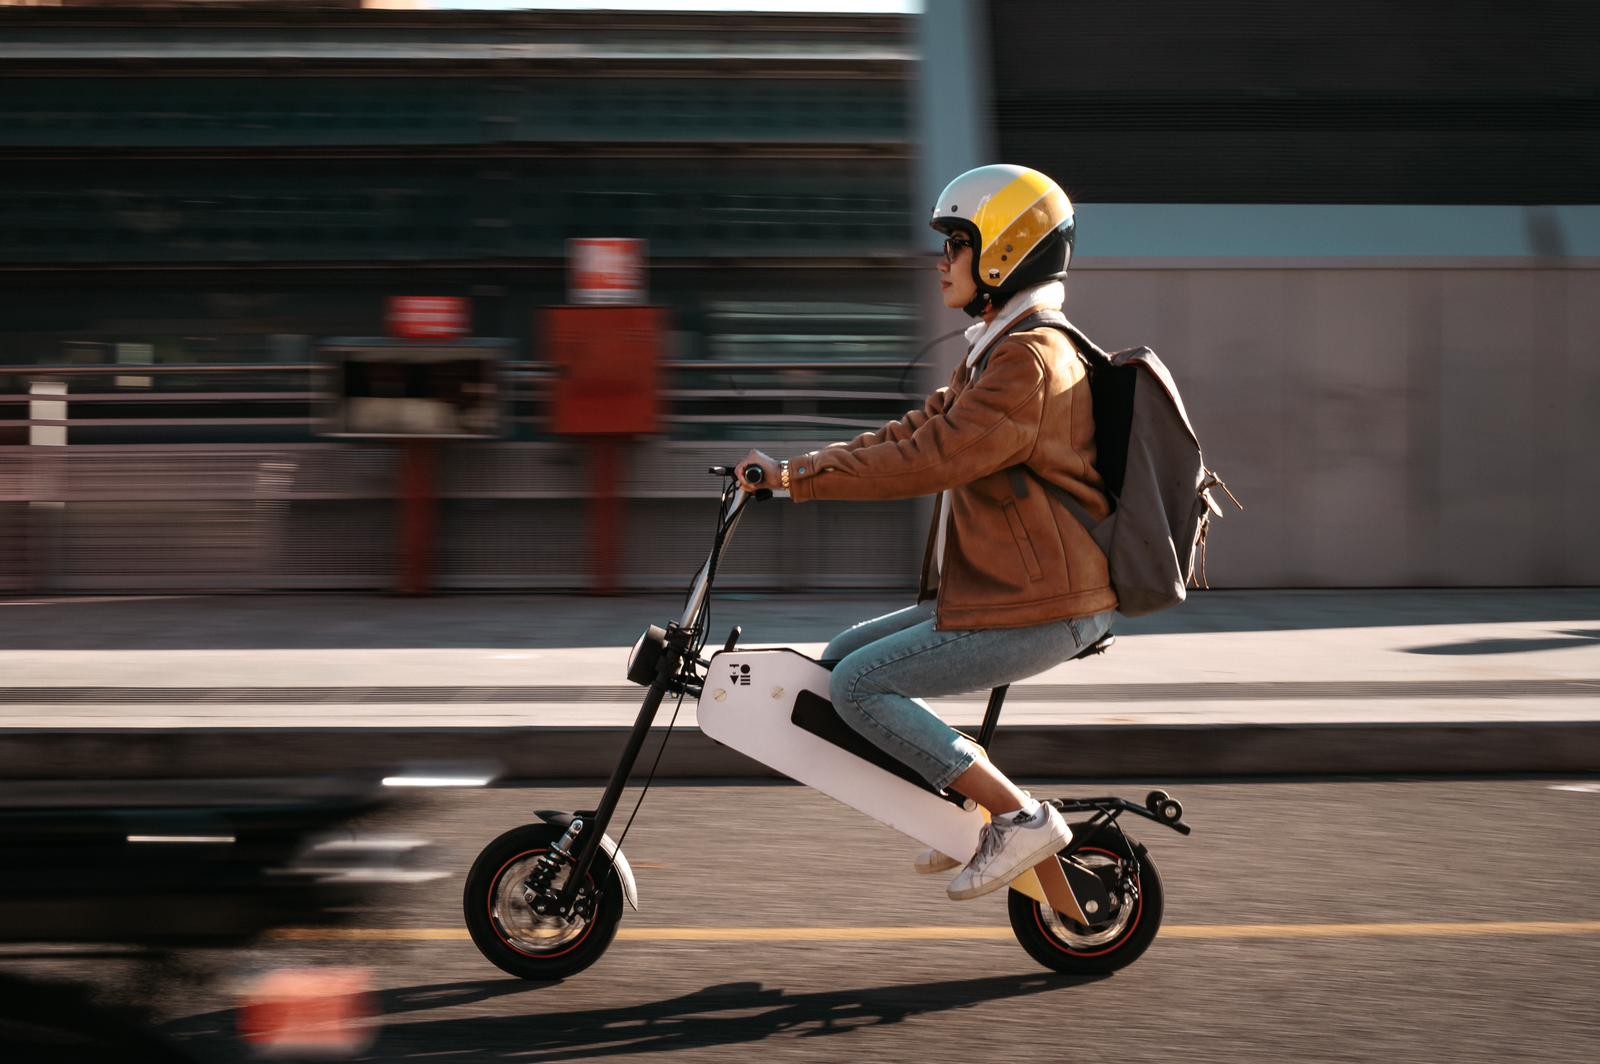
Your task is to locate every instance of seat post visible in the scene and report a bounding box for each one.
[976,684,1009,750]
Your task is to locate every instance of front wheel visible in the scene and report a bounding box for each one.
[1008,821,1164,975]
[463,823,624,981]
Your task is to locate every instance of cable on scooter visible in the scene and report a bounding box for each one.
[614,477,733,856]
[682,477,732,653]
[694,477,738,659]
[608,684,688,859]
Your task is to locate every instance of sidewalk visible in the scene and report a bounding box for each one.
[2,590,1598,778]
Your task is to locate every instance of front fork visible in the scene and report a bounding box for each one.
[532,627,693,920]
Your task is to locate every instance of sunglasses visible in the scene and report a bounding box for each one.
[941,235,974,262]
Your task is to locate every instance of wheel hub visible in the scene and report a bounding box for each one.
[1040,853,1137,948]
[493,854,591,952]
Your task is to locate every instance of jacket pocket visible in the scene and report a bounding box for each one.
[1002,499,1045,582]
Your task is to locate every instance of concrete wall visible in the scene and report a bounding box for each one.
[1060,263,1600,587]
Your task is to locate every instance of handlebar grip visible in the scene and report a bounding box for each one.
[742,465,765,486]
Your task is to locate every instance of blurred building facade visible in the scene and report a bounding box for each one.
[2,2,1597,593]
[0,4,926,591]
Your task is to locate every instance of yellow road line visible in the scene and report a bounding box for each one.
[268,921,1600,944]
[623,927,1010,942]
[1163,921,1600,940]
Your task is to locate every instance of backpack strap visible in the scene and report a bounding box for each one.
[978,309,1117,532]
[1030,311,1115,372]
[1022,463,1105,533]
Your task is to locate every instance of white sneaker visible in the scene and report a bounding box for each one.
[946,803,1071,901]
[912,848,962,875]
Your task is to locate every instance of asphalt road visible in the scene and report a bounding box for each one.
[10,778,1600,1063]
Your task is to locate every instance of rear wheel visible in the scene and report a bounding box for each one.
[1008,821,1164,975]
[463,823,624,981]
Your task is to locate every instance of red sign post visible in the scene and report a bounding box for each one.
[552,239,658,592]
[545,305,665,594]
[386,296,469,595]
[546,306,664,437]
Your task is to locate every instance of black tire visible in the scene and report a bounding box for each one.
[463,822,625,981]
[1007,821,1165,975]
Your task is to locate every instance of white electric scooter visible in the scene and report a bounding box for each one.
[463,466,1190,980]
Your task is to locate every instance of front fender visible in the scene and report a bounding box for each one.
[534,810,639,912]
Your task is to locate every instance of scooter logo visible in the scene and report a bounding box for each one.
[730,663,752,686]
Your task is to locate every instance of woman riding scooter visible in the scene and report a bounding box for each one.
[736,164,1117,901]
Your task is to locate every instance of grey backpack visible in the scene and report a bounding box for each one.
[981,310,1241,617]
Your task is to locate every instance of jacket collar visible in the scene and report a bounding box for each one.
[962,281,1066,369]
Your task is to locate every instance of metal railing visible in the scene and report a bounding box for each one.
[0,356,930,593]
[0,358,924,439]
[0,441,926,594]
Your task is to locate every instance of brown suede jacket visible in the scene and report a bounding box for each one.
[786,325,1118,630]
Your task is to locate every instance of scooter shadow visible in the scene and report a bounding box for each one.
[355,970,1106,1061]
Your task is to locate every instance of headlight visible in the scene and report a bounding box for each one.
[626,625,669,686]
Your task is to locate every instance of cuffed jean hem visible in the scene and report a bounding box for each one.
[931,735,983,792]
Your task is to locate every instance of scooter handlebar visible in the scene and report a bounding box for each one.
[706,464,766,486]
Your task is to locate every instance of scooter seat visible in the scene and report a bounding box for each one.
[790,690,965,806]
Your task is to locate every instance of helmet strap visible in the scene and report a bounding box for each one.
[962,291,991,318]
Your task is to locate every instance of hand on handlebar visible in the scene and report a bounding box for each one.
[734,449,781,495]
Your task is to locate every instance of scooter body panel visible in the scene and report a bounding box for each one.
[699,648,987,866]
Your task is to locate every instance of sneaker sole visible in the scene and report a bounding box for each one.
[945,831,1071,901]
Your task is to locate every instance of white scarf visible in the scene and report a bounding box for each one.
[934,280,1066,578]
[960,280,1066,370]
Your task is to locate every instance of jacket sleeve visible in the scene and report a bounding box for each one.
[786,338,1047,503]
[831,386,955,452]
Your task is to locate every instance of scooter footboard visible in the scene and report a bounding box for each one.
[699,649,985,863]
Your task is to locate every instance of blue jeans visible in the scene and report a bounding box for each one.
[824,604,1114,791]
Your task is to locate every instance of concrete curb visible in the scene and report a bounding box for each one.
[4,721,1599,781]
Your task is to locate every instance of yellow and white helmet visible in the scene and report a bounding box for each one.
[930,164,1075,316]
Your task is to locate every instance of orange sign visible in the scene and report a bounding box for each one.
[569,238,647,305]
